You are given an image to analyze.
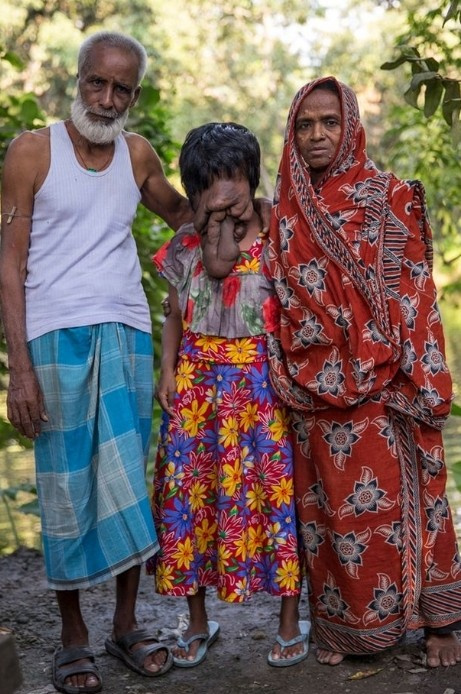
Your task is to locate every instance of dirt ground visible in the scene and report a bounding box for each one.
[1,547,460,694]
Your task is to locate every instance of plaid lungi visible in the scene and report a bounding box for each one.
[29,323,159,590]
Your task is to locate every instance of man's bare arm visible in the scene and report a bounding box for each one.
[0,132,48,438]
[125,133,193,231]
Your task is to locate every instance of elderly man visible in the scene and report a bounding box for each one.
[0,31,256,694]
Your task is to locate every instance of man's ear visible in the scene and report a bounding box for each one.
[131,86,141,108]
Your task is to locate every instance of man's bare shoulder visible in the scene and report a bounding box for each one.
[9,127,50,151]
[123,130,163,187]
[123,130,156,158]
[5,128,50,168]
[3,128,51,193]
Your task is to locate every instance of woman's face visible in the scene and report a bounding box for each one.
[294,88,342,184]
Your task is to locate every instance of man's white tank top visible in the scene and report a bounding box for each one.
[25,121,151,341]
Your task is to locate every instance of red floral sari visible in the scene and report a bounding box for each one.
[268,76,461,653]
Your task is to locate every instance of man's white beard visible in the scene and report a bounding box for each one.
[70,91,129,144]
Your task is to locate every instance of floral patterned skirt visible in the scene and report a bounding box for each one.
[148,331,301,602]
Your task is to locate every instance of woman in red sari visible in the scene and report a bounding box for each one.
[267,76,461,667]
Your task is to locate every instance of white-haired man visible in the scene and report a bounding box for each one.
[0,31,255,694]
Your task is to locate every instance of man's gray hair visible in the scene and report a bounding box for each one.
[78,31,148,85]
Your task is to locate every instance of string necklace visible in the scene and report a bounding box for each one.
[73,140,114,173]
[67,125,114,173]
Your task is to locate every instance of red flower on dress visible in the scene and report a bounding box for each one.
[222,276,241,307]
[185,298,196,325]
[152,241,171,271]
[262,295,280,333]
[194,259,203,277]
[182,233,200,249]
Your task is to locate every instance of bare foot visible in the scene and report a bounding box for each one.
[426,632,461,667]
[316,647,345,665]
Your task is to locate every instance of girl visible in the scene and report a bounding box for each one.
[148,122,309,668]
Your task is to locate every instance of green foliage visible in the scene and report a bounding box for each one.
[382,102,461,275]
[0,44,47,158]
[0,482,39,550]
[381,1,461,143]
[378,0,461,310]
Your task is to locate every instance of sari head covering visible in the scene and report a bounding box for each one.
[268,76,452,426]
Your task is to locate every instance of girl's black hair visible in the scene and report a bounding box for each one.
[179,122,260,202]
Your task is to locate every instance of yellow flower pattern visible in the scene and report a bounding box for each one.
[172,537,195,570]
[270,478,294,507]
[226,338,259,363]
[181,400,209,437]
[219,416,239,448]
[195,335,226,352]
[222,459,243,497]
[176,359,196,392]
[239,403,259,432]
[195,518,218,554]
[275,559,299,592]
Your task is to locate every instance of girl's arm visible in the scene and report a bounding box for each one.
[156,284,183,415]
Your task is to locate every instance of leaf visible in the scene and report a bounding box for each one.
[137,84,161,109]
[18,499,40,516]
[1,50,24,70]
[381,46,421,70]
[443,0,461,25]
[410,71,439,90]
[381,56,410,71]
[451,107,461,146]
[404,85,421,109]
[347,668,384,680]
[451,402,461,417]
[0,482,37,501]
[442,81,461,125]
[424,57,440,72]
[424,79,443,117]
[400,45,422,60]
[19,98,42,123]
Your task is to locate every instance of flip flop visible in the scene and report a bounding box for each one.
[52,645,102,694]
[173,620,220,668]
[267,620,311,667]
[105,628,173,677]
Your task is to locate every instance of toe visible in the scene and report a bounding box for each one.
[316,648,344,665]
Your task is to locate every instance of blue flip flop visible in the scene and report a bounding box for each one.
[267,620,311,667]
[173,620,220,668]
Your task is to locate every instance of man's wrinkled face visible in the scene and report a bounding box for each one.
[295,88,342,183]
[71,44,140,144]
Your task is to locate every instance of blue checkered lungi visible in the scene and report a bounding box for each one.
[29,323,159,590]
